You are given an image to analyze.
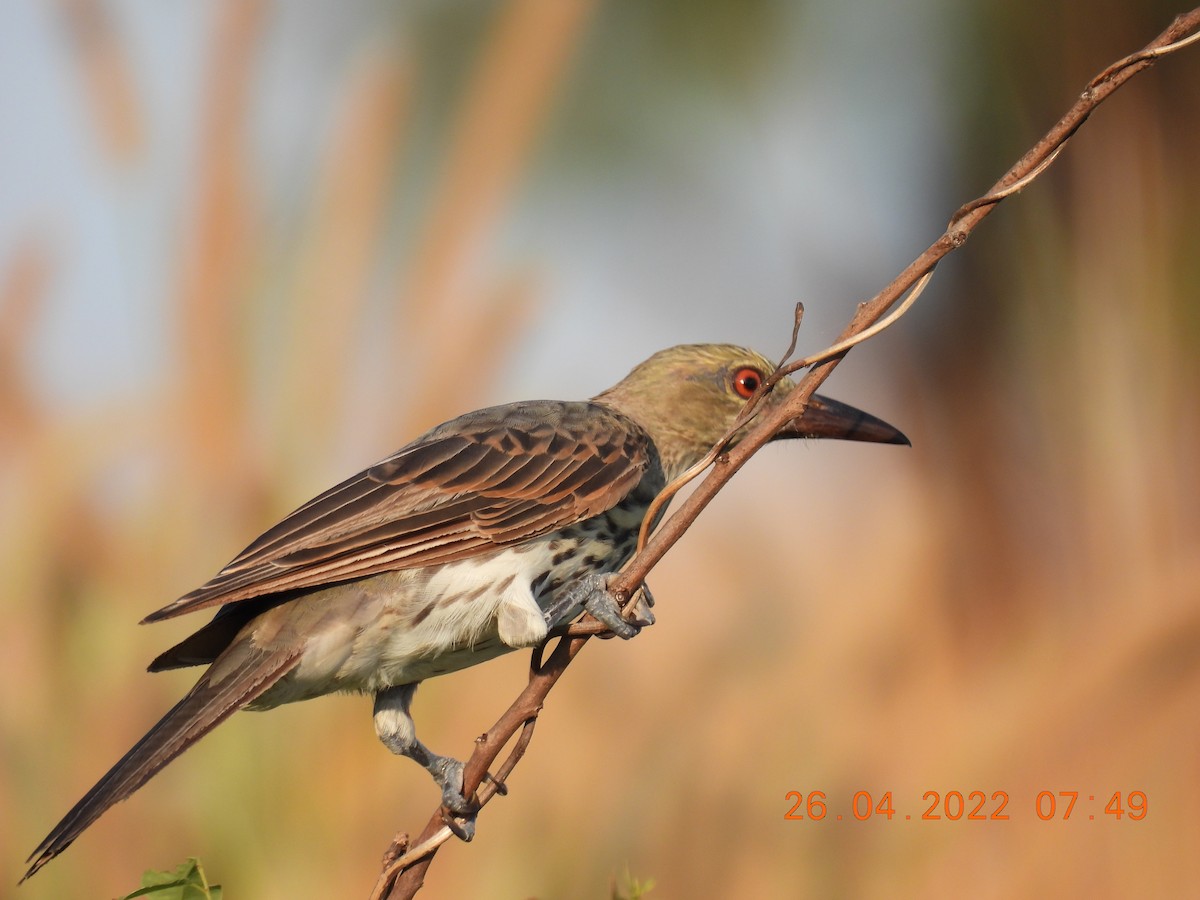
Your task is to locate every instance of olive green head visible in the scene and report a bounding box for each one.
[593,343,907,480]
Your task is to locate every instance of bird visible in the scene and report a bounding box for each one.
[24,343,907,880]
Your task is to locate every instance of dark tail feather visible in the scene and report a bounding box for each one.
[22,645,301,882]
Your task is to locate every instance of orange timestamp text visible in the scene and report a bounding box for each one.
[783,790,1147,822]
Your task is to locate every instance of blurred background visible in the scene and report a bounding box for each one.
[3,0,1198,897]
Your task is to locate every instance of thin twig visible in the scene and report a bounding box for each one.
[775,269,935,380]
[374,8,1200,897]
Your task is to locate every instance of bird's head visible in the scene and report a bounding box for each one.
[593,343,908,480]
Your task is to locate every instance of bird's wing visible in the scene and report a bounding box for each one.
[144,401,652,622]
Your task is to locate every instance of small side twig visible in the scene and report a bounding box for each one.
[374,9,1200,898]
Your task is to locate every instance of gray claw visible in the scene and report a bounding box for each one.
[639,584,655,608]
[630,584,655,626]
[444,809,476,841]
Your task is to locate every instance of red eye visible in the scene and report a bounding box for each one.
[731,367,763,399]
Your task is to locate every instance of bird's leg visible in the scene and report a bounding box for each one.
[373,683,476,839]
[546,573,654,639]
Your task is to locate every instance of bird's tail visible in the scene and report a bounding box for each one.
[22,643,302,882]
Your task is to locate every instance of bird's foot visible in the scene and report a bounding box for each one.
[581,574,652,639]
[428,755,472,815]
[594,582,655,639]
[547,574,654,639]
[428,755,476,840]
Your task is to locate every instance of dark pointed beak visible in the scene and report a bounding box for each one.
[775,394,910,446]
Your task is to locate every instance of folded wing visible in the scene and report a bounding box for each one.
[144,401,652,622]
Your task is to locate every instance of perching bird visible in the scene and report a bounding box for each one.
[24,343,906,880]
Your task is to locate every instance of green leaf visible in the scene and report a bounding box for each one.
[119,858,222,900]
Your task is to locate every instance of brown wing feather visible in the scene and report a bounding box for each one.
[143,401,651,622]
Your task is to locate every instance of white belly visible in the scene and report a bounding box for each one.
[250,528,623,707]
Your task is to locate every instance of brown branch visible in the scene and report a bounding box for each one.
[612,6,1200,598]
[373,8,1200,897]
